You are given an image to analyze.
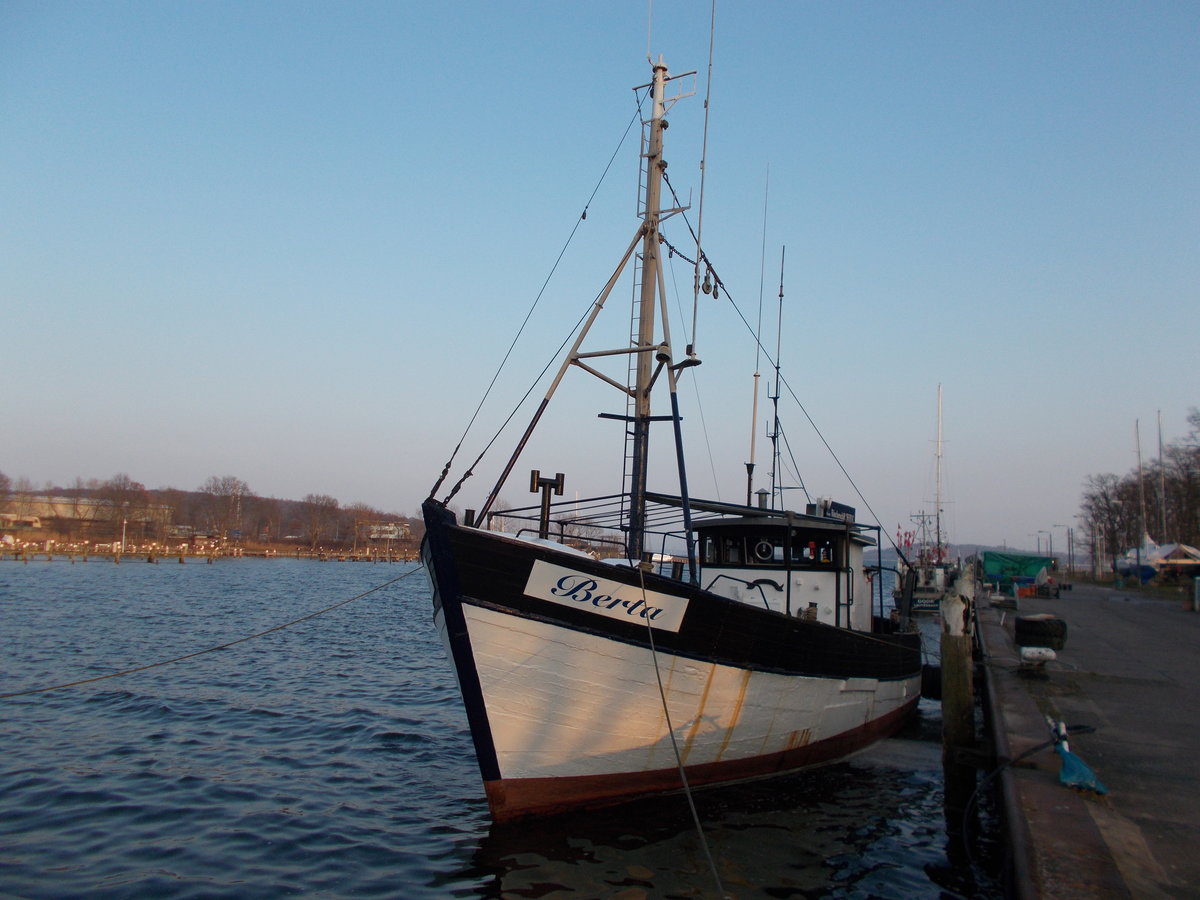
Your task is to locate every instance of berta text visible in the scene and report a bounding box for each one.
[550,575,666,621]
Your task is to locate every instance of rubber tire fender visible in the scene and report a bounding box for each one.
[1014,613,1067,651]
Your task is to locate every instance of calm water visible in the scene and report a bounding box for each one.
[1,558,998,898]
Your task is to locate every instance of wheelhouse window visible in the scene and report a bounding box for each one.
[701,527,842,567]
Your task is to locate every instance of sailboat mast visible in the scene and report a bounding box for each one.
[627,57,669,560]
[1158,409,1167,540]
[1136,419,1147,541]
[935,383,943,560]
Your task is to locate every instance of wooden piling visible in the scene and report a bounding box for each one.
[941,564,977,849]
[941,564,976,750]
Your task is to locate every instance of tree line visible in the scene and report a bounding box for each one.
[0,471,422,550]
[1077,409,1200,569]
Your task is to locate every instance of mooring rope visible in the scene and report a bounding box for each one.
[637,566,731,900]
[0,565,423,700]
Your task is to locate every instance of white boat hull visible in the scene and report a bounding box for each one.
[443,602,916,780]
[423,502,922,820]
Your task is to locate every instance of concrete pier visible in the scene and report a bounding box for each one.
[978,581,1200,897]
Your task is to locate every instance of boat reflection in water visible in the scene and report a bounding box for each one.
[469,713,1003,898]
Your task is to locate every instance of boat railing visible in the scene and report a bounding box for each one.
[511,524,626,557]
[486,492,695,567]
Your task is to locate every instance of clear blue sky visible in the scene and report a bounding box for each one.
[3,1,1197,549]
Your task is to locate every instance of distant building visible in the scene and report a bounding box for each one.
[366,522,410,541]
[0,513,42,530]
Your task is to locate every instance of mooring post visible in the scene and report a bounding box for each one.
[941,564,975,749]
[941,563,977,854]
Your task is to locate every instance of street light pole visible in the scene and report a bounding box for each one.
[1053,523,1067,571]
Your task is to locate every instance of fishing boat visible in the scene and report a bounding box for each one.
[894,384,957,614]
[894,513,954,614]
[421,56,922,822]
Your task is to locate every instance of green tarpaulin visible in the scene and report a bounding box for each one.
[982,551,1053,580]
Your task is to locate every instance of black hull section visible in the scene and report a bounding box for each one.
[423,500,920,681]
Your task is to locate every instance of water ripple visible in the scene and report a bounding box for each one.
[1,558,999,898]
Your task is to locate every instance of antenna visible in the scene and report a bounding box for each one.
[746,166,768,505]
[645,0,653,62]
[768,247,785,508]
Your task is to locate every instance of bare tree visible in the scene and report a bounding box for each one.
[1079,408,1200,568]
[245,495,282,544]
[12,477,34,516]
[198,475,253,540]
[302,493,339,548]
[93,474,150,541]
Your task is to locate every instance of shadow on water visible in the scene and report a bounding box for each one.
[453,707,1004,899]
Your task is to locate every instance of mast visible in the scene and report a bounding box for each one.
[1136,419,1147,543]
[768,249,784,508]
[472,58,695,538]
[935,383,943,560]
[626,56,669,560]
[746,170,770,507]
[1158,409,1167,540]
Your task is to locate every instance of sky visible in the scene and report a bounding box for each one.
[2,1,1197,550]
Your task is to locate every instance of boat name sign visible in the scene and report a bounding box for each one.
[524,560,688,633]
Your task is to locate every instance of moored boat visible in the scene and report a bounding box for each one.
[421,54,922,822]
[894,384,958,614]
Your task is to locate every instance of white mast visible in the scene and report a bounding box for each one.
[935,383,943,559]
[1158,409,1167,540]
[1136,419,1147,543]
[627,56,669,559]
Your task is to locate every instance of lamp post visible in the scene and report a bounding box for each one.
[1053,524,1066,572]
[1072,515,1083,577]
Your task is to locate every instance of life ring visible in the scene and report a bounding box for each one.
[754,540,773,561]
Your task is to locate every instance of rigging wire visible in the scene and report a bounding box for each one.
[428,105,644,500]
[689,0,718,356]
[666,245,722,502]
[746,166,769,504]
[0,566,423,700]
[755,166,769,373]
[643,178,896,548]
[775,424,812,505]
[440,297,592,506]
[686,255,903,554]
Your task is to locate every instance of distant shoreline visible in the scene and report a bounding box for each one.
[2,546,418,564]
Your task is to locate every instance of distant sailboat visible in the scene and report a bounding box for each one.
[895,384,957,614]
